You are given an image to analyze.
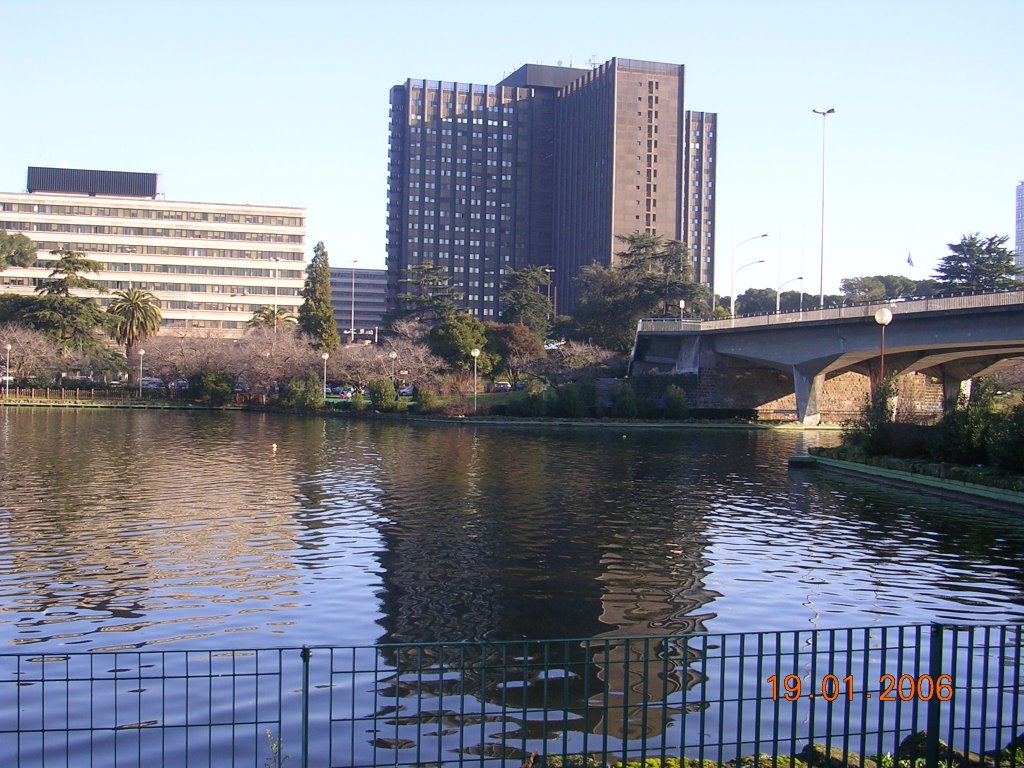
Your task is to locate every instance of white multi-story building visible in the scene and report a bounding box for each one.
[0,167,306,335]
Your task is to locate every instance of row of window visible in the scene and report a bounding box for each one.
[96,263,299,278]
[24,240,302,261]
[407,215,510,229]
[0,202,303,227]
[1,221,303,243]
[17,276,299,297]
[409,157,513,167]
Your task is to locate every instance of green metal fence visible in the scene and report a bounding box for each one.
[2,622,1021,767]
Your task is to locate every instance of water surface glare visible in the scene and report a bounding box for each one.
[0,409,1022,651]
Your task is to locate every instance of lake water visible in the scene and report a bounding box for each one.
[1,409,1022,653]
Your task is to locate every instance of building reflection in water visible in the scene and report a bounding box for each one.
[366,425,724,752]
[0,410,309,648]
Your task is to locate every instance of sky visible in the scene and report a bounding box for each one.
[2,0,1021,300]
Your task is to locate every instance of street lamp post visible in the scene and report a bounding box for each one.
[874,307,893,385]
[544,267,555,319]
[137,349,145,399]
[730,234,768,317]
[470,348,480,413]
[813,107,836,311]
[678,299,686,322]
[776,276,804,313]
[321,352,330,398]
[350,260,358,344]
[389,350,397,387]
[4,342,10,399]
[731,258,766,318]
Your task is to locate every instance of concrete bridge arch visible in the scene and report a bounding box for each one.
[630,290,1024,424]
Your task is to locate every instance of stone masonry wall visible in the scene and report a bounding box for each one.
[628,368,945,423]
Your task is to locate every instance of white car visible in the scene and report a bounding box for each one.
[399,385,415,396]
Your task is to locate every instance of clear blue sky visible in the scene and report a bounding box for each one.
[2,0,1021,298]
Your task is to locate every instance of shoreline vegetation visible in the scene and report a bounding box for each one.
[798,376,1024,507]
[535,731,1024,768]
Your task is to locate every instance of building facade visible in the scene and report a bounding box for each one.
[0,167,306,335]
[1016,181,1023,271]
[330,266,387,341]
[386,57,717,316]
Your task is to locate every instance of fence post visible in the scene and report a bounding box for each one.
[301,646,312,768]
[926,623,944,768]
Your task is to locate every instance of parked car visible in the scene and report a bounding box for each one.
[398,385,415,397]
[493,381,512,392]
[141,377,165,390]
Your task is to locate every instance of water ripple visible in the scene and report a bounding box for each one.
[0,410,1022,651]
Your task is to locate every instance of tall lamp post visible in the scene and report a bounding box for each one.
[544,267,555,319]
[321,352,330,398]
[470,348,480,413]
[730,234,768,317]
[389,350,398,387]
[4,342,10,399]
[349,260,358,344]
[137,348,145,399]
[678,299,686,322]
[874,307,893,385]
[813,107,836,311]
[776,276,804,313]
[731,258,766,318]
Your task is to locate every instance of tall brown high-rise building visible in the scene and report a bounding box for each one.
[386,57,717,317]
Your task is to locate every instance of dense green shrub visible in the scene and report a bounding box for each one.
[989,402,1024,472]
[609,382,638,419]
[935,384,1000,465]
[187,372,234,406]
[509,389,549,417]
[553,382,586,418]
[413,388,438,414]
[366,378,398,412]
[663,384,688,419]
[279,372,324,410]
[842,377,895,456]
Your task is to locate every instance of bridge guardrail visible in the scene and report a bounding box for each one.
[638,290,1024,333]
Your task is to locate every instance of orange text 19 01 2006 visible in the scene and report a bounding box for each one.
[766,674,954,702]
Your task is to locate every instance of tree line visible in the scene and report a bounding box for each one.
[0,229,1018,404]
[726,233,1020,316]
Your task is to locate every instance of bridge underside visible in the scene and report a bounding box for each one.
[631,308,1024,424]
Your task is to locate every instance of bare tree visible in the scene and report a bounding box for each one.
[0,323,63,381]
[538,341,623,385]
[235,325,321,395]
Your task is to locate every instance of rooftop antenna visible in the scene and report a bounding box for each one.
[588,55,598,68]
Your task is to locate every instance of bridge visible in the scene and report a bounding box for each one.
[629,290,1024,424]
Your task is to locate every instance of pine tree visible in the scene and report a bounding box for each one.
[934,233,1021,293]
[298,241,341,351]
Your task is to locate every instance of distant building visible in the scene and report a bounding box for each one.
[330,266,387,341]
[386,57,717,316]
[0,166,306,335]
[1016,181,1023,272]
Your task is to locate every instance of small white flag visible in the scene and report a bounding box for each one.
[907,252,914,267]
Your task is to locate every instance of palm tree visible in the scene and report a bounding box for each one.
[248,306,295,331]
[107,289,162,379]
